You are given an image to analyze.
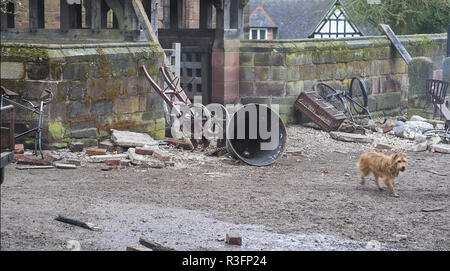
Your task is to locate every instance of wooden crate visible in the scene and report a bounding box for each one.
[294,91,346,132]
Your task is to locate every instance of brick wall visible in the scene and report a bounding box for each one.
[238,34,447,123]
[0,41,166,148]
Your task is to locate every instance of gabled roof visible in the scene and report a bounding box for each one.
[249,6,278,28]
[248,0,380,39]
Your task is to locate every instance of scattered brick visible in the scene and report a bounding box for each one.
[86,148,107,156]
[152,151,170,161]
[383,126,394,133]
[106,159,120,166]
[226,233,242,246]
[99,140,116,152]
[14,154,51,166]
[42,151,58,162]
[14,144,24,154]
[135,147,155,156]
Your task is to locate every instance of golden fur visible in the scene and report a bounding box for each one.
[357,152,408,197]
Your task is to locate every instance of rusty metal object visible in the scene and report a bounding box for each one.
[294,91,346,132]
[226,104,287,167]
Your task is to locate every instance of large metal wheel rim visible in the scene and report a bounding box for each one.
[349,77,369,115]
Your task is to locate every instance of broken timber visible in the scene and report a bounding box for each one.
[131,0,190,104]
[380,24,412,64]
[55,215,102,231]
[139,237,175,251]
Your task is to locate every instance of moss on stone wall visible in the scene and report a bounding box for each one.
[1,44,49,63]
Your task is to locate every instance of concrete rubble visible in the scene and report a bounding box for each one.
[10,115,449,173]
[111,129,159,148]
[329,131,374,143]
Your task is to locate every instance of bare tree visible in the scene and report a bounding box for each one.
[345,0,450,34]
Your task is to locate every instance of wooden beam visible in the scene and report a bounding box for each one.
[132,0,158,41]
[380,24,412,64]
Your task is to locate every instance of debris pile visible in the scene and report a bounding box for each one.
[11,129,231,171]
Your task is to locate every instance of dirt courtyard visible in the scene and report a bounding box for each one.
[1,125,449,251]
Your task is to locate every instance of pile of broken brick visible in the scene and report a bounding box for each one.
[13,129,197,170]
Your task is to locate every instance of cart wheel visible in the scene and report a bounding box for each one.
[349,77,369,115]
[314,82,346,112]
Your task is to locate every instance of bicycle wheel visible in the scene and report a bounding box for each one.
[314,82,346,113]
[349,77,369,115]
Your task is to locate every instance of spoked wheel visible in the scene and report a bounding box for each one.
[349,77,369,115]
[314,82,346,113]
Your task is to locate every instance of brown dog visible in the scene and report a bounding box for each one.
[357,152,408,197]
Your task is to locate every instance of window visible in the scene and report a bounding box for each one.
[311,3,362,38]
[250,28,268,40]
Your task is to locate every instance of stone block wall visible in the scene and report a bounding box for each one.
[238,34,447,123]
[1,41,166,148]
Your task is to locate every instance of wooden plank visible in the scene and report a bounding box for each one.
[132,0,190,104]
[55,215,102,231]
[126,246,153,251]
[380,24,412,64]
[139,237,175,251]
[16,165,54,170]
[132,0,158,42]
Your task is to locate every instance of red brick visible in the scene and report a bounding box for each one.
[42,151,58,162]
[226,233,242,246]
[383,126,394,133]
[86,148,107,156]
[152,151,170,161]
[135,147,155,155]
[14,154,51,165]
[106,159,120,166]
[14,144,24,154]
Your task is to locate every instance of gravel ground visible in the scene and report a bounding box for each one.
[1,125,449,251]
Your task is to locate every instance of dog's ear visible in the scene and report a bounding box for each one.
[391,153,400,160]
